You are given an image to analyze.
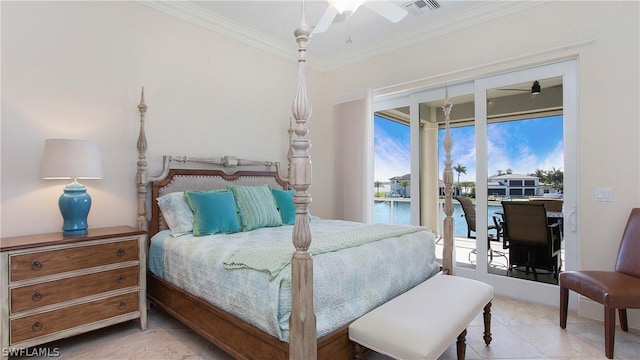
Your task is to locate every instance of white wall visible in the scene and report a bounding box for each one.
[323,1,639,326]
[2,0,639,328]
[1,1,332,237]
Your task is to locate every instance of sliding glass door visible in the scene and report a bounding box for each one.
[484,75,564,283]
[410,83,476,261]
[372,59,577,307]
[373,97,418,225]
[471,60,577,306]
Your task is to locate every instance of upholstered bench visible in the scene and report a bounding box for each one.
[349,275,494,360]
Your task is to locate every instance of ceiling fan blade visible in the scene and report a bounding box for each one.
[313,6,339,34]
[364,1,409,23]
[498,89,529,91]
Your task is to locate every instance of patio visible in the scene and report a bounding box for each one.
[435,235,563,285]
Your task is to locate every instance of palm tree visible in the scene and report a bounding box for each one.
[546,167,564,191]
[399,180,410,197]
[532,168,546,180]
[459,181,476,196]
[453,163,467,187]
[374,181,382,197]
[530,168,563,192]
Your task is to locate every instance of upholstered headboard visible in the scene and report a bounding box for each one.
[143,156,288,237]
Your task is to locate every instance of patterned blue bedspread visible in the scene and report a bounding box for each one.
[148,218,439,341]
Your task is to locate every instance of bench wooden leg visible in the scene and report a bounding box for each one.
[352,342,367,360]
[456,328,467,360]
[483,301,493,345]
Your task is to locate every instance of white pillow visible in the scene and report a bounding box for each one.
[157,192,194,236]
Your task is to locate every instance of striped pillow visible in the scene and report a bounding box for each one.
[227,184,283,231]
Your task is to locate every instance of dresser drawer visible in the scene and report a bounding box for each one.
[10,266,139,313]
[10,239,139,282]
[10,291,139,344]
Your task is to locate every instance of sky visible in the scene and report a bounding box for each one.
[374,115,564,183]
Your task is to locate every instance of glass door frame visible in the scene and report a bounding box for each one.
[373,59,578,308]
[470,60,577,307]
[408,82,476,236]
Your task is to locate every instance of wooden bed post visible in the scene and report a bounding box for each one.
[136,87,149,231]
[289,1,317,359]
[442,88,455,274]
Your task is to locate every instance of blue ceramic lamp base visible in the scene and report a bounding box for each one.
[59,183,92,236]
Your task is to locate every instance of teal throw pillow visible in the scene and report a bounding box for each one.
[227,184,283,231]
[184,190,240,236]
[272,188,296,225]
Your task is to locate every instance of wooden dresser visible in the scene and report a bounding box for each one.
[0,226,147,356]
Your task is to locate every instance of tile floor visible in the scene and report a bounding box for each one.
[10,296,640,359]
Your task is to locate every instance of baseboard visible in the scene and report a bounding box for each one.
[578,296,640,330]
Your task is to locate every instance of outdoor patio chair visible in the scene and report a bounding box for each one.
[529,198,563,212]
[559,208,640,359]
[501,201,561,280]
[456,196,505,263]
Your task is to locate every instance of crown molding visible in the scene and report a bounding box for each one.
[141,1,299,63]
[141,1,543,72]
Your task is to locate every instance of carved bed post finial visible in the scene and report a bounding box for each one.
[442,86,455,275]
[136,87,149,231]
[289,1,317,359]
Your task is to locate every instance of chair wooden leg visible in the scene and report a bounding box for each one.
[618,308,629,332]
[456,328,467,360]
[559,286,568,329]
[483,302,493,345]
[604,306,615,359]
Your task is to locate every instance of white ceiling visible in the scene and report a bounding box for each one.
[144,0,540,70]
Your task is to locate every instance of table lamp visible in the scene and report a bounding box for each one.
[41,139,103,236]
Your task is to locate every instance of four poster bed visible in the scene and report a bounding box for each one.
[135,2,456,359]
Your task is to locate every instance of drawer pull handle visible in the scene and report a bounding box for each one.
[32,321,43,332]
[116,248,125,257]
[116,275,125,283]
[31,260,42,271]
[32,291,42,302]
[117,301,126,310]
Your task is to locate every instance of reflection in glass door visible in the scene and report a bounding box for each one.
[372,107,412,225]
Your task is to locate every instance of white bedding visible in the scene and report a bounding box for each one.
[149,218,439,341]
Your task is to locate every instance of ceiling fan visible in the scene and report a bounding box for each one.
[313,0,409,34]
[498,81,543,96]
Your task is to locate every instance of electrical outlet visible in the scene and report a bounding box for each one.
[595,187,612,202]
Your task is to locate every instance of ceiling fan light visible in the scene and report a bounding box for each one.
[329,0,365,15]
[531,80,541,95]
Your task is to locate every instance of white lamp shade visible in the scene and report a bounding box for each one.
[41,139,104,180]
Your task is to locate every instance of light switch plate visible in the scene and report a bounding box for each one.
[595,187,612,202]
